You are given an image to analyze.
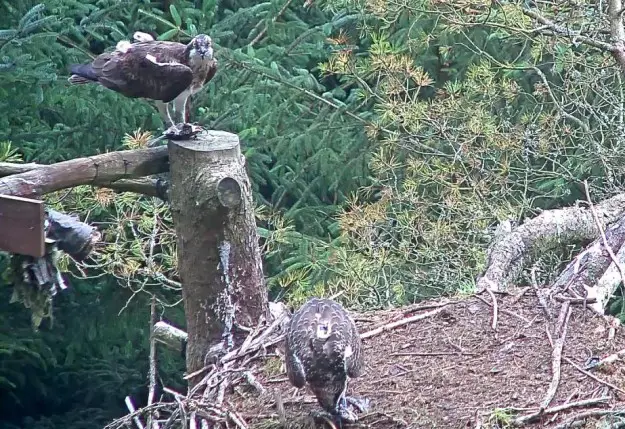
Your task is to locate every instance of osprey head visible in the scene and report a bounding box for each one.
[188,34,213,60]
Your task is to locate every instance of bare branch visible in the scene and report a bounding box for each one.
[609,0,625,72]
[0,147,168,197]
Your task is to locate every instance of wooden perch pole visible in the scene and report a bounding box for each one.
[167,130,268,388]
[0,147,168,197]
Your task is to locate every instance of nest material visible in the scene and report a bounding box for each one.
[106,294,625,429]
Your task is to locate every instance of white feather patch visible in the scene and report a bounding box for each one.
[133,31,154,42]
[116,40,132,53]
[145,54,181,67]
[344,344,353,358]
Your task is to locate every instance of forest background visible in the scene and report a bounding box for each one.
[2,0,624,427]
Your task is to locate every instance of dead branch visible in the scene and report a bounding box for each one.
[0,147,168,197]
[486,288,498,331]
[0,162,164,197]
[609,0,625,73]
[512,396,611,426]
[477,192,625,293]
[551,408,625,429]
[549,189,625,315]
[564,356,625,396]
[360,305,449,339]
[541,303,571,409]
[147,297,160,429]
[521,8,616,53]
[585,181,625,291]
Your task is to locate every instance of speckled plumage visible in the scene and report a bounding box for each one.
[285,298,364,421]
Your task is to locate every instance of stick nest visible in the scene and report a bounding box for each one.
[106,293,625,429]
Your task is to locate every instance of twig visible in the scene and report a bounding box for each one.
[147,296,160,429]
[486,288,498,331]
[512,396,611,426]
[474,295,531,324]
[390,351,477,357]
[587,348,625,369]
[541,303,572,409]
[551,409,625,429]
[227,411,248,429]
[249,0,294,46]
[531,265,552,321]
[584,180,625,289]
[125,396,146,429]
[360,305,449,339]
[521,8,616,53]
[564,356,625,395]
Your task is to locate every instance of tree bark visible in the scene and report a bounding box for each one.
[0,147,168,197]
[0,160,165,198]
[167,130,268,388]
[550,214,625,313]
[477,193,625,292]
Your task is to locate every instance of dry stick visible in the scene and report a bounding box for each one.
[551,408,625,429]
[564,356,625,396]
[530,265,552,321]
[542,302,572,410]
[390,351,477,357]
[124,396,146,429]
[359,305,449,339]
[486,288,499,331]
[401,300,453,315]
[511,286,531,305]
[147,296,160,429]
[584,180,625,290]
[512,396,611,426]
[249,0,294,46]
[474,294,531,324]
[588,348,625,368]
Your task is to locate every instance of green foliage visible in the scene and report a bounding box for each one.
[269,0,625,308]
[4,0,625,426]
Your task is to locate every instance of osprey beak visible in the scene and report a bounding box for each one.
[201,46,214,60]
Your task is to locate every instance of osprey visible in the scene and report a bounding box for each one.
[285,298,369,423]
[68,32,217,136]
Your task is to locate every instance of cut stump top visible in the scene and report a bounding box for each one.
[168,130,240,153]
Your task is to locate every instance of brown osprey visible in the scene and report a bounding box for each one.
[67,33,217,134]
[285,298,369,423]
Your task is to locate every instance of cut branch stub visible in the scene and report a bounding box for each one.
[153,320,188,352]
[168,130,268,388]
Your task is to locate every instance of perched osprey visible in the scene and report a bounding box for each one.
[285,298,369,423]
[68,33,217,136]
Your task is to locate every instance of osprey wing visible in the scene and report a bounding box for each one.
[285,299,318,388]
[284,334,307,388]
[346,313,364,378]
[90,42,193,103]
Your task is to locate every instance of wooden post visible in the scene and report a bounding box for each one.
[167,130,268,387]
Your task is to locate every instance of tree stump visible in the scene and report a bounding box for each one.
[168,130,268,387]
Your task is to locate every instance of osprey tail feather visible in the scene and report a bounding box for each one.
[68,64,98,84]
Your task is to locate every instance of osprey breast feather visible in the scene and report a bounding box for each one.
[67,33,217,132]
